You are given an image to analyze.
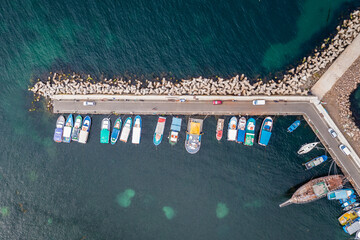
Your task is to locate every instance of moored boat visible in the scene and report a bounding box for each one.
[185,118,203,154]
[169,117,182,145]
[53,115,65,143]
[236,117,246,143]
[339,208,360,225]
[244,118,256,146]
[132,115,142,144]
[279,175,345,207]
[110,117,122,145]
[153,117,166,146]
[343,218,360,235]
[62,114,74,143]
[120,117,132,143]
[227,117,237,141]
[288,120,300,133]
[71,115,82,142]
[78,116,91,144]
[327,189,354,200]
[100,118,111,144]
[304,155,328,170]
[216,119,224,141]
[297,142,319,155]
[258,117,273,146]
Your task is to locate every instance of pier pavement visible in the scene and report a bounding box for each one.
[52,95,360,193]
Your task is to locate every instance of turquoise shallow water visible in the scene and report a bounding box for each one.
[1,0,360,239]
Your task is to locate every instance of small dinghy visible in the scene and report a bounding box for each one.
[71,115,82,142]
[288,120,300,133]
[110,117,122,145]
[297,142,319,155]
[53,115,65,143]
[62,114,74,143]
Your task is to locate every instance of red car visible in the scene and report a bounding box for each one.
[213,100,222,105]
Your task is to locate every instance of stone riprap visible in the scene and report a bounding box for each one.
[29,10,360,99]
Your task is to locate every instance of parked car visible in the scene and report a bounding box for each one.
[179,99,186,102]
[339,144,351,156]
[253,100,266,105]
[213,100,222,105]
[83,101,96,106]
[328,128,337,138]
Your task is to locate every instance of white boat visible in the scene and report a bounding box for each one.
[227,117,237,141]
[131,116,142,144]
[120,117,132,143]
[78,116,91,144]
[297,142,319,155]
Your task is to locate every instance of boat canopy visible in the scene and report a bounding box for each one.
[259,131,272,146]
[313,182,329,197]
[190,122,200,135]
[171,118,182,132]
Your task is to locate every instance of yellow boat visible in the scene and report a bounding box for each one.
[338,208,360,225]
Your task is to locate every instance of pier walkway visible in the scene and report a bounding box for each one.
[52,95,360,193]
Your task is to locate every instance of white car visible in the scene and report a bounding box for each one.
[252,100,266,105]
[83,101,96,106]
[328,128,337,138]
[339,144,351,156]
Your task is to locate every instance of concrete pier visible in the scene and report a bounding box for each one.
[51,95,360,194]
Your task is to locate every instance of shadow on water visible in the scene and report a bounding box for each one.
[350,84,360,128]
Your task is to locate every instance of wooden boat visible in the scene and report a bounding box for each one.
[132,115,142,144]
[53,115,65,143]
[71,115,82,142]
[258,117,273,146]
[216,119,224,141]
[279,175,345,207]
[100,118,111,144]
[304,155,328,170]
[227,117,237,141]
[297,142,319,155]
[339,208,360,226]
[120,117,132,143]
[78,116,91,144]
[62,114,74,143]
[110,117,122,145]
[169,117,182,145]
[244,118,256,146]
[153,117,166,146]
[287,120,300,133]
[185,118,203,154]
[236,117,246,143]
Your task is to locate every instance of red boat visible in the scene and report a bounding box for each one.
[216,119,224,141]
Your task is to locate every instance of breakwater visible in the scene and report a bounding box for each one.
[29,10,360,99]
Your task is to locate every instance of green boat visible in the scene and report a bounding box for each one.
[100,118,110,144]
[244,118,256,146]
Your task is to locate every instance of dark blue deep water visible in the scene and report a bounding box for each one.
[1,1,360,239]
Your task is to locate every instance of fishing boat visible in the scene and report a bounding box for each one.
[343,218,360,235]
[71,115,82,142]
[216,119,224,141]
[110,117,122,145]
[53,115,65,143]
[297,142,319,154]
[120,117,132,143]
[100,118,111,144]
[288,120,300,133]
[304,155,328,170]
[227,117,237,141]
[279,175,345,207]
[185,118,203,154]
[169,117,182,145]
[339,208,360,225]
[236,117,246,143]
[342,197,358,208]
[344,202,360,212]
[62,114,74,143]
[153,117,166,146]
[258,117,273,146]
[244,118,256,146]
[327,189,354,200]
[132,115,142,144]
[78,116,91,144]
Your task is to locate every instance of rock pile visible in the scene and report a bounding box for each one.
[29,10,360,99]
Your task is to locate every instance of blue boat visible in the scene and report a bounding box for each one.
[78,116,91,144]
[153,117,166,145]
[343,218,360,235]
[62,114,74,143]
[110,117,122,145]
[304,155,328,170]
[53,115,65,143]
[328,189,354,200]
[287,120,300,133]
[258,117,273,146]
[236,117,246,143]
[342,197,357,208]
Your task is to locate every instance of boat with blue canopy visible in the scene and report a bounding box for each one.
[328,189,354,200]
[169,117,182,145]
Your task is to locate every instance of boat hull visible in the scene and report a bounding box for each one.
[153,117,166,146]
[258,117,273,146]
[120,117,132,143]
